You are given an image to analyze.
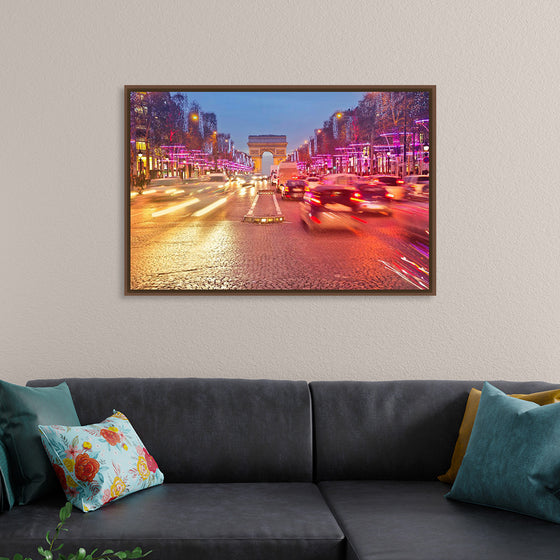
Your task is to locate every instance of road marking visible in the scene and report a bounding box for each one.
[192,196,228,217]
[151,198,199,217]
[244,193,260,218]
[272,194,282,216]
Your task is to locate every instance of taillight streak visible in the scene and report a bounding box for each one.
[351,216,367,224]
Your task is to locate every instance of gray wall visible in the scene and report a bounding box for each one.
[2,1,559,384]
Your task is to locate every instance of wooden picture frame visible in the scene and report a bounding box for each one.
[126,86,435,295]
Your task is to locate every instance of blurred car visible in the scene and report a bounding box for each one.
[207,173,229,182]
[319,173,360,189]
[206,173,232,191]
[300,185,365,233]
[282,179,306,200]
[370,175,407,200]
[251,174,267,185]
[394,201,430,241]
[236,174,252,186]
[352,181,393,215]
[304,176,321,190]
[410,183,429,201]
[404,175,430,200]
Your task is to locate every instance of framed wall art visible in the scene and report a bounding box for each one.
[126,85,435,295]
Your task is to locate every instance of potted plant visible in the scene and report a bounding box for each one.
[0,502,151,560]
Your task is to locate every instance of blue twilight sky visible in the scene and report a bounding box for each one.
[172,91,366,153]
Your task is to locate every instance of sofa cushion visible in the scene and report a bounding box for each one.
[27,378,313,483]
[0,483,344,560]
[39,411,164,512]
[310,380,560,481]
[319,480,560,560]
[446,382,560,523]
[0,380,80,505]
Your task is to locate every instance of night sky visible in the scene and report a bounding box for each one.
[173,91,366,153]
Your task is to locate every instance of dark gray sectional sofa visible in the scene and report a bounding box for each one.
[2,377,560,560]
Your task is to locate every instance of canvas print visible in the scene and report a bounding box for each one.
[126,86,434,294]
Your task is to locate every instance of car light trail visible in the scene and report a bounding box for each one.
[379,260,428,289]
[351,215,367,224]
[192,197,228,217]
[151,198,199,217]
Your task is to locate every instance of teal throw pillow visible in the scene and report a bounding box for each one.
[39,411,164,512]
[446,382,560,523]
[0,380,80,505]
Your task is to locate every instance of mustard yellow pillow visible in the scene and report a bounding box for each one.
[438,387,560,484]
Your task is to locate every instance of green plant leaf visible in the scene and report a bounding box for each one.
[38,548,53,560]
[6,500,147,560]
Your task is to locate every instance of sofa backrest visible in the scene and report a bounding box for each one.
[310,380,560,481]
[27,378,313,483]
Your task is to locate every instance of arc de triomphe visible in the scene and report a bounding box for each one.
[247,135,288,173]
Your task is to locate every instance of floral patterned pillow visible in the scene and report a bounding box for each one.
[38,411,164,512]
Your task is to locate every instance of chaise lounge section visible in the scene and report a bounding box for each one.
[311,380,560,560]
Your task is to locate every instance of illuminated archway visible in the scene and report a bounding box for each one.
[247,135,288,172]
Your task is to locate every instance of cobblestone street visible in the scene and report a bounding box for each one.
[130,181,428,292]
